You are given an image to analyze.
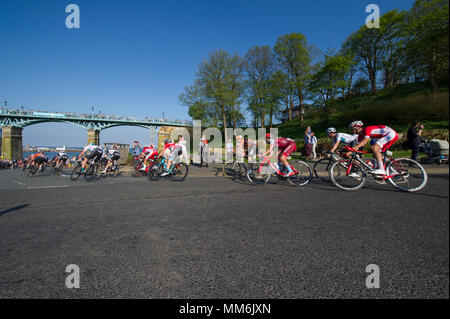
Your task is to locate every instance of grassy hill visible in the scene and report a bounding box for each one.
[277,81,449,142]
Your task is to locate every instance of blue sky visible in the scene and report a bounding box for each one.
[0,0,414,146]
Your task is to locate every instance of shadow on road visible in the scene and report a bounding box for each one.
[0,204,30,217]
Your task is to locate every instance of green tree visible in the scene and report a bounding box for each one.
[245,46,276,127]
[274,33,314,127]
[309,53,353,123]
[179,50,245,134]
[405,0,449,93]
[344,10,409,94]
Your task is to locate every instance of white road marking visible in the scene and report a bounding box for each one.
[13,180,27,186]
[27,185,70,189]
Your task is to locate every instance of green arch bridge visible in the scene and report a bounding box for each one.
[0,109,191,160]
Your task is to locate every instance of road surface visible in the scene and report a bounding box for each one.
[0,166,448,298]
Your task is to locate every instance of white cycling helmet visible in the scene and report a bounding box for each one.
[326,127,336,134]
[349,121,364,130]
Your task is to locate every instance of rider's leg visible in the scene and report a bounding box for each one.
[371,144,385,173]
[279,154,293,174]
[81,158,88,171]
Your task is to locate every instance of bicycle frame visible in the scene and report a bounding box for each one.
[345,152,409,181]
[257,156,296,177]
[152,157,176,174]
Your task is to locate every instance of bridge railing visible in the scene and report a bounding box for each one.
[0,108,191,126]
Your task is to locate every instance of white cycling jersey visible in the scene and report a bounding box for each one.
[107,149,120,155]
[333,133,357,146]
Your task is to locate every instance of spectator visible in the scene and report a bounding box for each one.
[129,141,142,165]
[304,126,312,144]
[178,135,190,165]
[225,139,234,163]
[407,121,425,161]
[310,132,318,160]
[199,135,209,167]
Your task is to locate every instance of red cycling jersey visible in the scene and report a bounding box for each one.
[358,125,396,141]
[32,153,45,159]
[271,138,297,156]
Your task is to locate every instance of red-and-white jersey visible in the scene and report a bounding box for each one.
[164,142,176,151]
[358,125,396,142]
[270,137,295,149]
[142,147,158,158]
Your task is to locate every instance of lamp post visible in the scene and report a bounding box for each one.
[91,106,94,119]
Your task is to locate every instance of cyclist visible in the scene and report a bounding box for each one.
[160,139,182,177]
[140,144,158,171]
[30,152,47,172]
[53,151,69,169]
[326,127,358,153]
[349,121,399,175]
[78,143,103,173]
[101,145,121,174]
[263,133,297,176]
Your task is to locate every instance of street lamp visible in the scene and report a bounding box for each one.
[91,106,94,118]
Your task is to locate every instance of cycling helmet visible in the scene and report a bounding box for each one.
[164,139,171,145]
[326,127,336,134]
[265,133,272,140]
[349,121,364,130]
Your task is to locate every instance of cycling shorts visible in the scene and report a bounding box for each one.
[107,154,120,161]
[371,131,399,152]
[86,150,103,162]
[35,156,46,164]
[281,141,297,157]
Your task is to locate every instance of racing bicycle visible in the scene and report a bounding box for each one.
[246,156,312,186]
[328,146,428,192]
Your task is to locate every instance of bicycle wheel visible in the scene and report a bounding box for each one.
[132,162,143,177]
[169,163,188,181]
[313,157,330,178]
[148,164,164,181]
[246,162,271,185]
[223,162,237,178]
[84,163,97,181]
[70,164,82,181]
[287,160,312,186]
[28,165,38,177]
[386,158,428,192]
[329,160,367,191]
[108,165,119,177]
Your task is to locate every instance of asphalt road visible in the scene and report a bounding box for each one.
[0,166,448,298]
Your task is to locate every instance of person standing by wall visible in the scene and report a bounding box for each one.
[129,141,141,166]
[178,135,190,165]
[407,121,425,161]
